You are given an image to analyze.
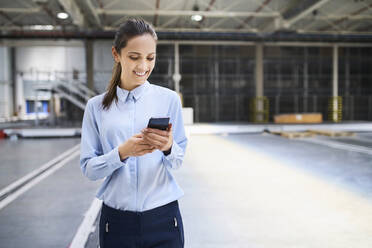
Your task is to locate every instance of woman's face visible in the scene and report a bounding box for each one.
[112,33,156,91]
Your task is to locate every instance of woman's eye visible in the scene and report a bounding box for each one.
[147,57,154,61]
[129,57,138,60]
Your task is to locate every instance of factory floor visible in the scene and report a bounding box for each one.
[1,124,372,248]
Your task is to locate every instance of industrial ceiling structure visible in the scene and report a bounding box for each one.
[0,0,372,39]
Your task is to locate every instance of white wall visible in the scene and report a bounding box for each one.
[15,42,115,93]
[93,40,114,93]
[16,46,85,79]
[0,47,12,118]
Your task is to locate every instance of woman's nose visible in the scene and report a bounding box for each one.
[136,60,148,71]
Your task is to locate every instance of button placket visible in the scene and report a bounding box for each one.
[127,92,139,210]
[125,92,137,210]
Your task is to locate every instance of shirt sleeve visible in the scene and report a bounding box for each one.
[162,93,188,170]
[80,100,127,181]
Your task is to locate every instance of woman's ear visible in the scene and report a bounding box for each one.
[112,47,120,63]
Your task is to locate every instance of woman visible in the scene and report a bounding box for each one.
[80,18,187,248]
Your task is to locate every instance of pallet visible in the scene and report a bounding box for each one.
[271,131,315,139]
[307,130,355,137]
[274,113,322,124]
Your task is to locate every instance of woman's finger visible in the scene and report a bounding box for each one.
[133,133,143,138]
[137,143,154,150]
[142,136,165,148]
[142,140,161,150]
[138,140,153,146]
[144,132,168,143]
[137,142,153,148]
[143,128,170,137]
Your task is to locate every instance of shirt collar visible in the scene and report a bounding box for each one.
[116,81,150,102]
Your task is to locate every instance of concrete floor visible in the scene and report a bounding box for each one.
[0,138,80,189]
[0,138,101,248]
[176,133,372,248]
[1,127,372,248]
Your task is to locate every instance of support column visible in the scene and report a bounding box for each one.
[15,73,25,118]
[214,58,219,122]
[85,39,94,90]
[173,43,182,105]
[345,48,350,120]
[255,43,264,99]
[333,45,338,98]
[173,42,181,94]
[49,92,56,126]
[330,45,341,122]
[173,43,193,124]
[345,48,350,97]
[304,47,309,112]
[254,43,265,122]
[0,47,11,119]
[11,47,16,117]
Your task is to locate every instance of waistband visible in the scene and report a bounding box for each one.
[101,201,179,221]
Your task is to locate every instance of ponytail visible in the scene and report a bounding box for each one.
[102,62,122,110]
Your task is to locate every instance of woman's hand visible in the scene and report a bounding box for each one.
[118,133,156,160]
[141,124,173,152]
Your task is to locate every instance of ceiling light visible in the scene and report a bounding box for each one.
[57,12,69,19]
[191,14,203,22]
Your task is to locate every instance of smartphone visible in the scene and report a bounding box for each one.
[147,117,170,130]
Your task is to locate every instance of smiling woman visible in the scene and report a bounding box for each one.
[79,18,187,248]
[112,33,156,91]
[102,19,158,110]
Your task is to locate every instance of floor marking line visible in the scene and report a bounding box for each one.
[300,138,372,156]
[69,198,102,248]
[0,150,80,211]
[0,144,80,200]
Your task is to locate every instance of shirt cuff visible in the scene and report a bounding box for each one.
[109,146,128,167]
[163,141,182,161]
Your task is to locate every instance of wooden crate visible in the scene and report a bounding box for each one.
[274,113,323,124]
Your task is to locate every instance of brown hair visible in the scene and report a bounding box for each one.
[102,18,158,110]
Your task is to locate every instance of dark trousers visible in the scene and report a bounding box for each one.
[99,201,184,248]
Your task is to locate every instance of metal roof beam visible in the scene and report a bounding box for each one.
[0,8,41,14]
[197,0,256,30]
[284,0,331,28]
[2,12,31,26]
[57,0,84,27]
[346,21,369,31]
[103,26,260,33]
[0,11,21,26]
[238,0,273,27]
[158,16,179,29]
[305,15,372,20]
[96,9,280,18]
[103,0,121,9]
[318,2,372,31]
[86,0,101,27]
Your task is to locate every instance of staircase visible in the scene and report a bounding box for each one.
[34,80,97,110]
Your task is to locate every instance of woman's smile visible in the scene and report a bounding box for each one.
[134,70,148,77]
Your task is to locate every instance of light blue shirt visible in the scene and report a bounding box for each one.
[80,81,187,212]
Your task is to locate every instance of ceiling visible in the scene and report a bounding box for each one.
[0,0,372,38]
